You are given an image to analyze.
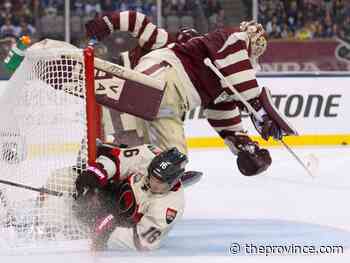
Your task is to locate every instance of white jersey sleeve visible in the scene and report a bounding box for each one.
[95,144,161,181]
[118,144,161,180]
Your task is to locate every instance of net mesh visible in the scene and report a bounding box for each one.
[0,47,90,248]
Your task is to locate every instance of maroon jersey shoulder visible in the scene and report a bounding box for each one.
[171,29,234,106]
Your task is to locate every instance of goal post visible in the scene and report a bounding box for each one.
[84,46,98,165]
[0,41,101,247]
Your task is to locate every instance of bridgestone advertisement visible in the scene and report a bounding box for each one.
[184,76,350,146]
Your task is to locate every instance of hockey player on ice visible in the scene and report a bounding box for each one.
[0,141,199,248]
[73,143,188,251]
[85,11,297,176]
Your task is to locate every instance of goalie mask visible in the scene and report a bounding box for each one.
[240,21,267,67]
[147,147,188,194]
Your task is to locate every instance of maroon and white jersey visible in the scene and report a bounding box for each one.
[105,10,175,68]
[105,11,261,147]
[139,29,261,141]
[171,28,260,107]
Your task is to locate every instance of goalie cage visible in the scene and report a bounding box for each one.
[0,45,101,250]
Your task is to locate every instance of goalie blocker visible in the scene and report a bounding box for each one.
[249,86,298,141]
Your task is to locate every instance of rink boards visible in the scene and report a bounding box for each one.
[1,75,349,148]
[185,75,350,148]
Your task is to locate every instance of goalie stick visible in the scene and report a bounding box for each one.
[204,58,318,177]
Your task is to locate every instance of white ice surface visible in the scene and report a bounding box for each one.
[1,146,350,263]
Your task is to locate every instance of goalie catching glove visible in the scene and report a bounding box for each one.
[225,133,272,176]
[248,87,298,141]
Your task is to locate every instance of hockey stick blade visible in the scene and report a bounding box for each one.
[280,140,319,177]
[305,153,319,177]
[181,171,203,187]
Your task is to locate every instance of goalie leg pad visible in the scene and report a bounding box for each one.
[94,59,168,121]
[95,76,165,121]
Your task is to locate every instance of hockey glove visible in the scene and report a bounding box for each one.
[225,133,272,176]
[91,213,117,251]
[90,182,138,251]
[73,164,108,226]
[75,164,109,197]
[252,114,283,141]
[85,16,113,41]
[248,87,298,141]
[237,148,271,176]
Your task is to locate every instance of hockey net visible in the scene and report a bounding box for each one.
[0,42,99,250]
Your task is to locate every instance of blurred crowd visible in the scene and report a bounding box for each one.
[162,0,224,31]
[258,0,350,40]
[1,0,349,46]
[0,0,224,42]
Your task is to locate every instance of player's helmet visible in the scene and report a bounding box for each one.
[240,21,267,60]
[176,27,201,43]
[148,147,188,191]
